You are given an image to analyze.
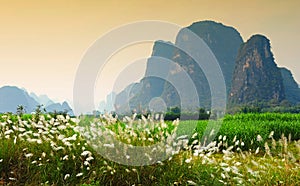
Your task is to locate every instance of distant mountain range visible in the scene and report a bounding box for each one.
[114,20,300,114]
[0,86,74,115]
[2,21,299,115]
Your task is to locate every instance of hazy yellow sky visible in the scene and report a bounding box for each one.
[0,0,299,105]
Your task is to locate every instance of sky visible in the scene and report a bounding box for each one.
[0,0,299,108]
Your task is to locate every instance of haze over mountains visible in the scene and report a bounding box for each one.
[1,20,299,115]
[0,86,73,115]
[114,20,300,114]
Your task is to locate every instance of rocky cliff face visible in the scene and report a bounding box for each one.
[183,21,243,93]
[228,35,285,107]
[114,40,175,113]
[280,67,300,104]
[115,21,243,113]
[162,21,243,108]
[114,21,300,114]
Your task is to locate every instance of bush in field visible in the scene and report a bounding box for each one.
[164,107,210,121]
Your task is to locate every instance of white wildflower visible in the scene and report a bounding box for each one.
[64,174,70,180]
[63,141,72,147]
[4,129,13,135]
[18,127,26,132]
[177,135,188,140]
[218,135,222,140]
[55,146,64,151]
[226,146,234,152]
[235,162,242,166]
[232,135,237,142]
[223,156,232,161]
[269,131,274,138]
[187,180,197,185]
[25,153,33,158]
[209,129,215,137]
[272,138,277,149]
[76,172,83,177]
[251,160,259,167]
[42,152,46,158]
[255,147,260,154]
[257,135,263,142]
[191,133,198,139]
[222,167,231,172]
[86,156,94,161]
[58,125,66,130]
[58,134,65,140]
[69,134,77,141]
[148,138,154,142]
[220,162,228,167]
[62,155,69,161]
[264,142,271,156]
[185,158,192,163]
[233,138,238,145]
[81,151,92,156]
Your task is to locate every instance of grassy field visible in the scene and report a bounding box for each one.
[0,113,300,185]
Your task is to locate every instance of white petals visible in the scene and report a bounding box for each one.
[81,151,92,156]
[257,135,263,142]
[25,153,33,158]
[185,158,192,163]
[255,147,260,154]
[62,155,69,161]
[187,180,197,185]
[76,172,83,177]
[64,174,70,180]
[86,156,94,161]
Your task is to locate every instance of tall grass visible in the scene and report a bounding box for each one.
[178,113,300,150]
[0,113,299,185]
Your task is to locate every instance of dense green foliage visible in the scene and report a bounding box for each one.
[164,107,210,121]
[178,113,300,150]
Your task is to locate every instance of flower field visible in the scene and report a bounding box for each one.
[0,113,300,185]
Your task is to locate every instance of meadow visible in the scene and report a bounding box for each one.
[0,113,299,185]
